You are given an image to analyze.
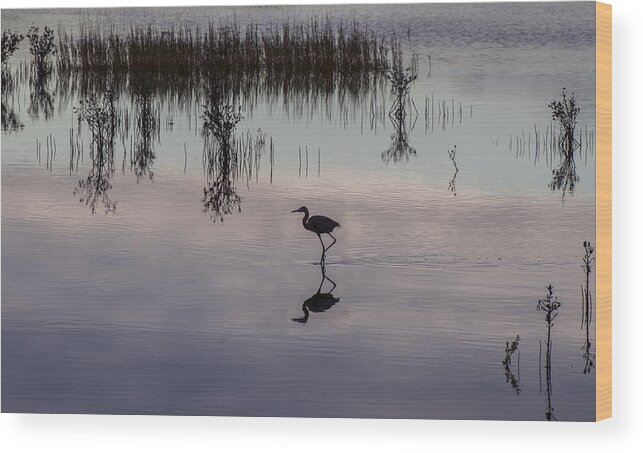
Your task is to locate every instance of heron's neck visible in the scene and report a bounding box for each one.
[302,209,309,227]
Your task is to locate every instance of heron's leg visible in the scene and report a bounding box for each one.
[317,234,327,265]
[317,268,326,293]
[324,273,337,293]
[325,233,337,251]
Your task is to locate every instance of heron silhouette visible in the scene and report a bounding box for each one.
[291,206,340,263]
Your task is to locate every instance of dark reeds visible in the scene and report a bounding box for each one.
[57,20,390,76]
[54,19,394,107]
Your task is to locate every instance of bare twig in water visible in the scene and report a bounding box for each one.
[502,335,521,395]
[448,145,458,195]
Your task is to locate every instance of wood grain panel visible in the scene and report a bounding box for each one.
[595,1,612,421]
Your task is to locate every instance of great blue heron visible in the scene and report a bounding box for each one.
[291,206,340,259]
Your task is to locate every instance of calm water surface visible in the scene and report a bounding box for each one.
[2,3,596,420]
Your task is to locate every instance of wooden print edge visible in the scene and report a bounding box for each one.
[595,1,612,421]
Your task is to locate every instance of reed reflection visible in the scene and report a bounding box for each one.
[549,153,578,199]
[2,68,24,132]
[131,90,160,182]
[73,91,120,214]
[1,101,23,132]
[201,89,243,222]
[382,51,417,164]
[27,65,54,121]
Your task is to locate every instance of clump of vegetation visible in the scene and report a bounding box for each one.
[548,88,579,159]
[581,241,595,374]
[386,46,417,106]
[545,90,582,199]
[502,334,521,395]
[27,26,56,75]
[2,30,24,65]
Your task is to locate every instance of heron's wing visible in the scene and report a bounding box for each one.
[308,215,340,232]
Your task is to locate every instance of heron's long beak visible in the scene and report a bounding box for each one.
[291,209,300,213]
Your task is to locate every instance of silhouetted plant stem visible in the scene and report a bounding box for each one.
[581,241,595,374]
[537,284,561,421]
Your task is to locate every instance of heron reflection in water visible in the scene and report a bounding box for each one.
[291,262,340,324]
[291,206,341,323]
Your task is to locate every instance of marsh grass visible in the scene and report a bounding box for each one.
[57,20,390,74]
[54,20,393,100]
